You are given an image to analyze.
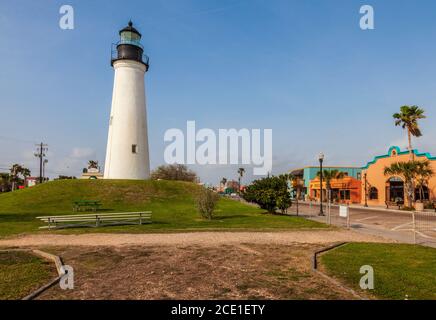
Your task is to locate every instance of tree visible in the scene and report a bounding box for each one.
[243,176,292,214]
[9,164,23,191]
[21,168,31,184]
[393,106,426,161]
[220,178,227,190]
[0,173,10,192]
[196,188,219,220]
[8,164,31,191]
[414,161,434,202]
[316,169,345,203]
[87,160,99,170]
[237,168,245,193]
[384,161,420,207]
[151,164,197,182]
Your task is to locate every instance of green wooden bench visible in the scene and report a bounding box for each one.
[72,200,102,212]
[36,212,152,230]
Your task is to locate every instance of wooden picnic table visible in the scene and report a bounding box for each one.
[73,200,102,212]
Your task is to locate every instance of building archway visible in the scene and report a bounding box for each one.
[386,177,404,203]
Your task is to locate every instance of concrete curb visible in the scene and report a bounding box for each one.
[22,250,66,300]
[312,242,367,300]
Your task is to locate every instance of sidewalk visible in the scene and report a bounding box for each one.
[297,200,434,215]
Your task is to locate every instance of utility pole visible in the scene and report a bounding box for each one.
[34,143,48,184]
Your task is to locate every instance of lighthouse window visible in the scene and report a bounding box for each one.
[132,144,138,154]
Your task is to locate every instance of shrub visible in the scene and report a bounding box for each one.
[196,188,219,220]
[243,176,292,214]
[151,164,197,182]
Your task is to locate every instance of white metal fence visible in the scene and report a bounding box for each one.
[288,200,436,246]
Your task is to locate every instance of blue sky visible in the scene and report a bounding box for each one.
[0,0,435,184]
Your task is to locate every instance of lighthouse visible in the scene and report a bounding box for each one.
[104,21,150,180]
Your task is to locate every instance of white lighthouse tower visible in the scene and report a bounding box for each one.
[104,21,150,180]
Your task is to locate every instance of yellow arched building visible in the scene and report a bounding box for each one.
[361,146,436,207]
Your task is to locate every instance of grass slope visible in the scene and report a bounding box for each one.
[0,251,54,300]
[0,180,326,236]
[320,243,436,300]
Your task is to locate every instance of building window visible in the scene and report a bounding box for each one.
[415,186,430,201]
[132,144,138,154]
[357,173,361,180]
[340,190,351,200]
[369,187,378,200]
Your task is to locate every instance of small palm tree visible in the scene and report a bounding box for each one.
[393,106,426,160]
[384,161,420,206]
[21,167,31,186]
[316,170,345,203]
[237,168,245,193]
[9,164,23,191]
[87,160,99,170]
[414,161,434,202]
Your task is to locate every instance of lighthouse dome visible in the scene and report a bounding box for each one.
[111,20,149,70]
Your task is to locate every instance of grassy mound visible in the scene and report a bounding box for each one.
[0,179,326,236]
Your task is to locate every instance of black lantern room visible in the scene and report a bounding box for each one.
[111,21,149,71]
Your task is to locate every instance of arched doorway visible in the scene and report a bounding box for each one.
[386,177,404,203]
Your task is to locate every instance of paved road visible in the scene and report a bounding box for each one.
[290,202,436,248]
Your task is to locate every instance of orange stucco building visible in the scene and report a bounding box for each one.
[304,146,435,207]
[309,176,362,204]
[361,146,436,207]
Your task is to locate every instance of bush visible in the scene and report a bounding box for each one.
[196,188,219,220]
[151,164,197,182]
[243,176,292,214]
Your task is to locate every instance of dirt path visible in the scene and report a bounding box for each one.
[0,230,393,248]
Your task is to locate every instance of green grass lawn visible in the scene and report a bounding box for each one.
[0,251,55,300]
[320,243,436,300]
[0,179,326,237]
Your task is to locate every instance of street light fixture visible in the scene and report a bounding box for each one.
[318,153,325,216]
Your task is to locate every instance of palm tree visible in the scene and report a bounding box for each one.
[87,160,99,170]
[384,161,420,207]
[21,168,31,186]
[316,170,345,203]
[393,106,426,160]
[414,161,434,202]
[9,164,23,191]
[237,168,245,193]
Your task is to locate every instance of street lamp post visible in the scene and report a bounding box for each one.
[319,153,325,216]
[364,173,368,207]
